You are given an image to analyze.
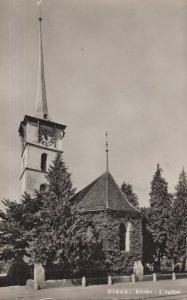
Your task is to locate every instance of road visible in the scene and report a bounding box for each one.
[0,278,187,300]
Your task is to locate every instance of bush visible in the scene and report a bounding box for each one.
[7,258,32,285]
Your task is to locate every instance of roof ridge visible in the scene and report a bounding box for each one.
[76,173,105,209]
[108,172,141,213]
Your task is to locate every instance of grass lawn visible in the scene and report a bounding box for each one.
[0,278,187,300]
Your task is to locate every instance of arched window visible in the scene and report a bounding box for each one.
[119,223,131,252]
[40,184,47,192]
[126,223,131,252]
[41,153,47,172]
[119,223,126,251]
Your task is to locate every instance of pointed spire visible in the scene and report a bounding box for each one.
[105,132,109,208]
[105,132,109,173]
[35,0,48,120]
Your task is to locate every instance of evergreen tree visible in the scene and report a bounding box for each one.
[141,207,156,268]
[148,164,172,269]
[166,208,177,269]
[27,152,76,266]
[168,169,187,269]
[121,182,139,208]
[27,152,103,277]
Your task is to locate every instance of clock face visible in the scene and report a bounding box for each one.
[39,129,54,146]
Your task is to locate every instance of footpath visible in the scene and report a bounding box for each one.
[0,278,187,300]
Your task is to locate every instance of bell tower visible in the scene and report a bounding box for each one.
[18,1,66,195]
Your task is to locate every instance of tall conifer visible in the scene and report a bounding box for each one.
[121,182,139,208]
[148,164,171,268]
[27,152,75,265]
[27,152,103,277]
[170,169,187,269]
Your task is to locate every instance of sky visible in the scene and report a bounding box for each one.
[0,0,187,209]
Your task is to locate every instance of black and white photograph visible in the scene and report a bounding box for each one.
[0,0,187,299]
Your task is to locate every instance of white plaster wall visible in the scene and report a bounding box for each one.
[56,128,64,151]
[27,145,57,171]
[21,172,26,195]
[26,122,38,144]
[21,147,28,174]
[26,170,47,195]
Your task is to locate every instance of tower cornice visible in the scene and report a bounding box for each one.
[18,115,66,137]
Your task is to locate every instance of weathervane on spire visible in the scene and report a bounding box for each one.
[106,132,109,173]
[37,0,42,20]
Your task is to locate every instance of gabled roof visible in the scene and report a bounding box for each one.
[74,172,140,213]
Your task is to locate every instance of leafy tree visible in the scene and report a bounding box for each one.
[147,164,172,270]
[0,192,43,262]
[0,199,26,261]
[121,182,139,208]
[0,260,11,274]
[0,193,44,283]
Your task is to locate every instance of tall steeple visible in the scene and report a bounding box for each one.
[35,0,48,120]
[105,131,109,209]
[105,131,109,173]
[18,0,66,196]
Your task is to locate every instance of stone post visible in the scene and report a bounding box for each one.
[172,272,176,280]
[153,273,157,282]
[108,276,112,285]
[34,263,45,289]
[133,261,144,280]
[82,276,86,287]
[132,274,136,283]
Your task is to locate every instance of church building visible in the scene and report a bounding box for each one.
[74,169,142,274]
[18,4,143,276]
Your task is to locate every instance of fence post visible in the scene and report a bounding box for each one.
[34,263,45,290]
[153,273,157,282]
[82,276,86,287]
[132,274,135,283]
[108,275,112,285]
[172,272,176,280]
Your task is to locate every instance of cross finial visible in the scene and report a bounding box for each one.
[106,132,109,173]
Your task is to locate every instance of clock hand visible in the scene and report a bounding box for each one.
[44,132,48,140]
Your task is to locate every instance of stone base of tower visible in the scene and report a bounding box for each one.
[21,169,48,195]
